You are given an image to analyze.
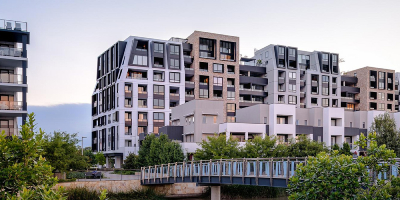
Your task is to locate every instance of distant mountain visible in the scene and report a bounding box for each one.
[28,104,92,148]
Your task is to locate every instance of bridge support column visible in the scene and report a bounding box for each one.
[211,186,221,200]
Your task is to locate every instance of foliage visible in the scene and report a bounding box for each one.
[340,142,352,156]
[332,143,340,151]
[65,187,165,200]
[138,134,184,167]
[112,170,137,175]
[370,113,400,156]
[122,153,140,169]
[241,136,276,158]
[66,172,85,179]
[95,152,106,166]
[194,133,240,160]
[43,131,89,171]
[287,135,328,157]
[57,178,76,183]
[0,113,61,198]
[288,132,397,200]
[388,177,400,199]
[84,147,97,166]
[220,185,287,199]
[7,184,67,200]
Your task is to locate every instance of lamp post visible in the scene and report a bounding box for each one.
[81,136,87,155]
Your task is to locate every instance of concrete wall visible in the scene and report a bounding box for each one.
[55,180,206,197]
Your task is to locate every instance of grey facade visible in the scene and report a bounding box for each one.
[0,19,29,136]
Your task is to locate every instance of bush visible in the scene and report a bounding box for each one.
[112,170,137,175]
[220,185,287,199]
[65,187,165,200]
[66,172,85,179]
[58,178,76,183]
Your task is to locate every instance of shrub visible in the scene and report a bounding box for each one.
[65,187,165,200]
[220,185,287,199]
[66,172,85,179]
[58,178,76,183]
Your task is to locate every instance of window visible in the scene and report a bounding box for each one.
[170,59,180,69]
[133,55,148,66]
[289,84,296,92]
[227,116,235,123]
[138,127,147,135]
[264,117,268,124]
[265,51,269,58]
[170,45,179,55]
[350,122,353,127]
[220,41,232,54]
[354,73,357,77]
[322,53,328,61]
[378,103,385,110]
[288,95,297,104]
[332,54,337,62]
[288,48,295,57]
[138,99,147,108]
[199,89,208,98]
[153,85,164,95]
[278,95,285,103]
[154,43,163,53]
[169,72,180,83]
[213,77,223,86]
[311,98,318,105]
[200,38,214,51]
[322,98,329,107]
[213,116,217,124]
[277,116,287,124]
[227,91,235,100]
[202,116,207,124]
[278,47,285,55]
[304,120,308,125]
[318,136,321,142]
[331,119,337,126]
[322,87,329,95]
[296,120,299,125]
[322,75,329,82]
[153,99,164,109]
[213,64,223,73]
[153,71,164,81]
[379,72,385,89]
[153,126,160,134]
[363,122,365,129]
[318,119,321,126]
[227,103,236,112]
[125,140,132,147]
[289,72,296,79]
[153,112,165,122]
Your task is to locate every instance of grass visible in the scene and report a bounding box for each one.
[65,187,165,200]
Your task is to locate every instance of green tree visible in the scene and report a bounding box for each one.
[288,132,396,199]
[194,133,240,160]
[0,113,65,199]
[123,153,140,169]
[42,131,88,171]
[84,147,97,166]
[370,113,400,156]
[271,144,289,157]
[287,135,327,157]
[95,152,106,166]
[332,143,340,151]
[340,142,352,156]
[139,134,184,166]
[241,136,276,158]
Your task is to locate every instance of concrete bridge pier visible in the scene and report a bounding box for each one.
[211,186,221,200]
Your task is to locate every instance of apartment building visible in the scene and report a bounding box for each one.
[0,20,29,136]
[186,31,240,122]
[346,67,398,112]
[91,36,189,167]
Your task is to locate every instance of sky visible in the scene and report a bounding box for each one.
[2,0,400,107]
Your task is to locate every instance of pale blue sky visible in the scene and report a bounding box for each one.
[2,0,400,106]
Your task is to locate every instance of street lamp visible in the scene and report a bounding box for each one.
[81,136,87,155]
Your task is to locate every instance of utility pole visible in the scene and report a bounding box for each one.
[81,136,87,155]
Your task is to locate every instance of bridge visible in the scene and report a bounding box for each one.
[141,157,400,199]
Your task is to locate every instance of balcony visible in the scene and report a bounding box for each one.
[278,77,285,84]
[125,131,132,135]
[388,78,392,84]
[125,90,132,97]
[311,80,318,87]
[184,55,193,64]
[0,128,21,137]
[0,19,28,31]
[0,101,23,110]
[341,86,360,93]
[128,76,147,80]
[0,74,23,84]
[341,96,360,103]
[0,47,22,58]
[300,80,305,87]
[370,76,376,82]
[125,118,132,126]
[300,92,305,98]
[239,76,268,85]
[199,82,208,86]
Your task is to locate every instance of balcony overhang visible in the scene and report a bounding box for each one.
[0,83,27,92]
[0,110,27,117]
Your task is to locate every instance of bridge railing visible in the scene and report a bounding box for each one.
[141,157,311,185]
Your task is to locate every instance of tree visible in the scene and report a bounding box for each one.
[0,113,65,199]
[287,135,327,157]
[95,152,106,166]
[288,132,396,199]
[340,142,352,156]
[370,113,400,156]
[194,133,241,160]
[138,134,185,166]
[84,147,97,166]
[42,131,89,171]
[241,136,276,158]
[123,153,140,169]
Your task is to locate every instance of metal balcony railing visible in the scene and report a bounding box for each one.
[0,74,23,84]
[0,19,27,31]
[0,47,22,57]
[0,101,23,110]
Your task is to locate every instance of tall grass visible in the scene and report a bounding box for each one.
[219,185,287,199]
[65,187,165,200]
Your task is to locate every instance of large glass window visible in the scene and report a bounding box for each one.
[322,75,329,82]
[199,89,208,98]
[322,87,329,95]
[153,85,164,95]
[227,103,236,112]
[154,43,163,53]
[213,64,223,73]
[153,99,164,109]
[322,98,329,107]
[170,59,180,69]
[288,95,297,104]
[213,77,223,86]
[322,53,329,61]
[227,91,235,100]
[288,48,295,57]
[289,84,296,92]
[278,47,285,55]
[289,72,296,79]
[169,72,180,83]
[170,45,180,55]
[153,112,165,122]
[332,54,337,62]
[133,55,148,66]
